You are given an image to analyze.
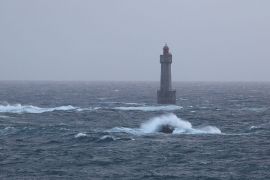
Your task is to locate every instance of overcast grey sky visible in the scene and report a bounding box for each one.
[0,0,269,81]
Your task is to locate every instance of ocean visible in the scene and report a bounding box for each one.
[0,81,269,179]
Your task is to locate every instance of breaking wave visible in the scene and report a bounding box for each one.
[74,132,87,138]
[97,135,118,142]
[107,113,221,135]
[0,103,181,114]
[113,105,182,112]
[0,104,77,114]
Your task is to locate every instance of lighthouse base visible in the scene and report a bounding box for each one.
[157,90,176,104]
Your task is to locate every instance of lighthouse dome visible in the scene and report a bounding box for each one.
[163,44,170,54]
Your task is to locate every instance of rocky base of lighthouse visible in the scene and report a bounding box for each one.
[157,90,176,104]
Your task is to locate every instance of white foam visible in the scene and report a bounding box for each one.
[99,135,135,141]
[0,104,77,114]
[113,105,182,112]
[250,126,258,130]
[77,107,101,112]
[141,114,192,133]
[99,135,116,141]
[108,113,221,135]
[74,132,87,138]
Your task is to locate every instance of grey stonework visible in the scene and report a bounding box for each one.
[157,44,176,104]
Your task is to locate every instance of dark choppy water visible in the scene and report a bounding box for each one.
[0,82,269,179]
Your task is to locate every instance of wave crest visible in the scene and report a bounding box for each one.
[0,104,77,114]
[74,132,87,138]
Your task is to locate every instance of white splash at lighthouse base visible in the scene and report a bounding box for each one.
[108,113,221,135]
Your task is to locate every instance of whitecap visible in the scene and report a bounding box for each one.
[74,132,87,138]
[250,126,258,130]
[0,104,77,114]
[76,107,101,112]
[99,135,116,141]
[113,105,182,112]
[249,123,270,130]
[98,135,135,142]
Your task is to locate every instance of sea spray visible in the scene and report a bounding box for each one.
[141,113,192,133]
[108,113,221,135]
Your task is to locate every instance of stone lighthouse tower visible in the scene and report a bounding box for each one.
[157,44,176,104]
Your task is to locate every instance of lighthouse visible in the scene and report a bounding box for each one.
[157,44,176,104]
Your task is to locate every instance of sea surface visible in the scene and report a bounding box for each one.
[0,81,269,179]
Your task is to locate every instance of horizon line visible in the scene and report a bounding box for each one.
[1,80,270,83]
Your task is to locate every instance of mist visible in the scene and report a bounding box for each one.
[0,0,270,81]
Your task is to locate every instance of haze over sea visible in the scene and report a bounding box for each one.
[0,81,269,179]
